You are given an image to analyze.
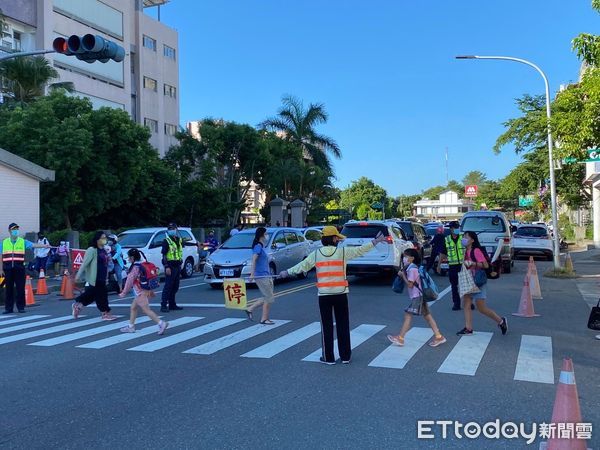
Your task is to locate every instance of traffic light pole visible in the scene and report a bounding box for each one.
[0,49,55,62]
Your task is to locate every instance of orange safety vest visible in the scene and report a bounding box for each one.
[315,248,348,290]
[2,237,26,267]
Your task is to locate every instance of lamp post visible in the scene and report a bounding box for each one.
[456,55,561,269]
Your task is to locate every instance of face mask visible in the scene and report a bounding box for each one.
[461,238,470,247]
[402,257,410,266]
[452,229,460,236]
[167,230,177,237]
[10,230,19,237]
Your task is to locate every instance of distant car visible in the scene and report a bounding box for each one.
[512,224,553,261]
[338,220,413,276]
[118,227,199,278]
[203,227,310,288]
[302,227,323,252]
[460,211,514,273]
[532,221,548,228]
[394,221,432,265]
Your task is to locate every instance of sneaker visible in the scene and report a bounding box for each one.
[498,317,508,335]
[342,358,351,364]
[456,327,473,336]
[387,334,404,346]
[158,321,169,335]
[429,336,447,347]
[102,312,117,321]
[120,325,135,333]
[71,302,81,319]
[160,306,169,313]
[319,357,335,365]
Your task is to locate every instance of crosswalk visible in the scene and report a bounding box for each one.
[0,314,557,384]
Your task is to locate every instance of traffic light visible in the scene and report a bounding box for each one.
[52,34,125,64]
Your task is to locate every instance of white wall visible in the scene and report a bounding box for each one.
[0,165,40,239]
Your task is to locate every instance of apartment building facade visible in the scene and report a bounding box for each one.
[0,0,179,156]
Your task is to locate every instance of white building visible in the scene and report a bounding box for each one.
[0,148,54,239]
[414,190,474,220]
[0,0,179,156]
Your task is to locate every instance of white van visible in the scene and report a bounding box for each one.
[118,227,199,278]
[460,211,514,273]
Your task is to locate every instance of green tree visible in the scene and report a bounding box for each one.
[571,1,600,66]
[0,56,74,104]
[0,92,169,229]
[339,177,387,219]
[462,171,487,187]
[260,95,340,189]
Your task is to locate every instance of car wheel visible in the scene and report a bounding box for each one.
[182,257,194,278]
[503,261,512,274]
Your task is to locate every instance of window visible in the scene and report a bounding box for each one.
[515,227,549,238]
[461,216,507,233]
[340,225,389,239]
[285,232,299,245]
[164,84,177,98]
[143,35,156,51]
[165,123,177,136]
[143,76,157,91]
[150,231,166,248]
[163,45,176,60]
[179,230,194,243]
[305,230,322,242]
[144,118,158,133]
[272,232,287,248]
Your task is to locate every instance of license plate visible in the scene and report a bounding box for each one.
[219,269,234,277]
[526,238,537,243]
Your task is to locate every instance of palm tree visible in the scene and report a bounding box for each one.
[0,56,74,104]
[259,95,341,177]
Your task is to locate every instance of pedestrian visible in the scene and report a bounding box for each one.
[426,226,446,273]
[71,231,117,321]
[161,223,184,313]
[456,231,508,336]
[34,231,51,274]
[230,224,243,237]
[0,223,50,314]
[56,240,70,279]
[439,221,473,311]
[275,221,281,227]
[245,227,275,324]
[279,226,388,365]
[387,248,446,347]
[107,234,124,292]
[118,248,169,334]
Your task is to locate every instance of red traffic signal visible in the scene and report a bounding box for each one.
[52,34,125,64]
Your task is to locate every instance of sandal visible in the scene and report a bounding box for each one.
[260,319,275,325]
[245,309,253,321]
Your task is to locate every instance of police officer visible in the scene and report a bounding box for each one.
[439,221,466,311]
[161,223,184,312]
[0,223,49,314]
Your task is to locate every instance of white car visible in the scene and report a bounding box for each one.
[339,220,413,276]
[301,227,324,252]
[461,211,514,273]
[513,224,554,261]
[118,227,199,278]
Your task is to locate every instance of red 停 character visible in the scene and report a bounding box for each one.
[225,283,246,304]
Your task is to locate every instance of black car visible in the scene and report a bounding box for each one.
[395,221,432,264]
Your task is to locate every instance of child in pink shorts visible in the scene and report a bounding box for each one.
[118,248,168,335]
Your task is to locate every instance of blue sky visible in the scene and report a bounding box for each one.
[146,1,598,197]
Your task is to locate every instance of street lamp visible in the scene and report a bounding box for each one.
[456,55,561,269]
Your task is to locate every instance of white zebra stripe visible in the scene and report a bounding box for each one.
[368,327,433,369]
[242,322,322,359]
[437,332,493,376]
[0,315,75,335]
[302,324,386,362]
[0,315,50,326]
[513,335,554,384]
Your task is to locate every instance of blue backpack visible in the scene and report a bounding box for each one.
[418,265,439,302]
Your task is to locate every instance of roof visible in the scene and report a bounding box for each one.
[0,148,55,182]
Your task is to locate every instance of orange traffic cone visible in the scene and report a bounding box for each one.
[36,269,48,295]
[25,275,37,306]
[512,274,540,317]
[59,271,67,296]
[528,256,542,300]
[545,359,588,450]
[62,274,75,300]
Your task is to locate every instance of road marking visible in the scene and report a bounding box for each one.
[241,322,321,359]
[0,315,50,326]
[0,316,115,346]
[368,327,433,369]
[28,317,153,347]
[428,285,452,307]
[437,332,493,376]
[0,315,75,335]
[302,324,386,362]
[127,318,244,352]
[77,317,202,349]
[109,304,226,308]
[514,335,554,384]
[183,320,290,355]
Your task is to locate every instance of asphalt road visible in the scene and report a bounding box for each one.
[0,254,598,449]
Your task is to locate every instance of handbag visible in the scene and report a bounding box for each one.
[392,275,404,294]
[458,267,480,298]
[474,269,487,287]
[587,299,600,331]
